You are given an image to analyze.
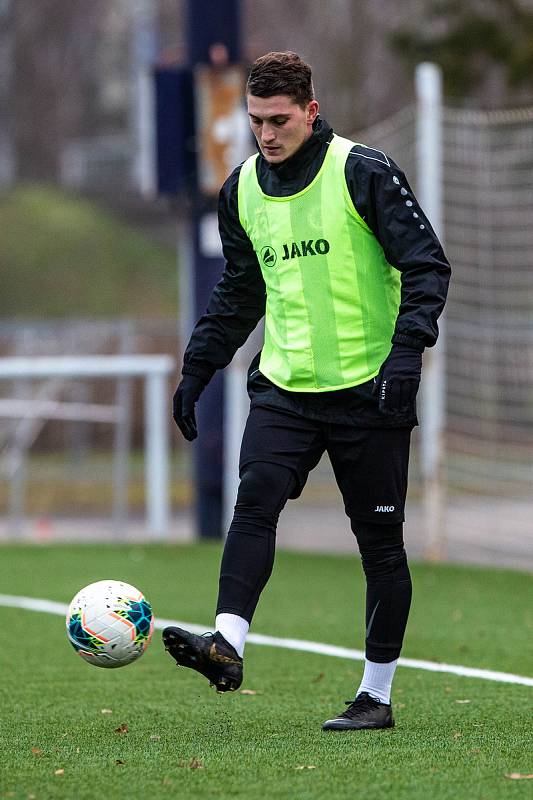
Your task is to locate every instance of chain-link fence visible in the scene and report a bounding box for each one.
[353,98,533,562]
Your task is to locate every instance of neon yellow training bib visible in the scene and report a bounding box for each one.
[238,134,401,391]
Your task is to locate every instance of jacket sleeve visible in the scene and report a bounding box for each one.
[181,166,266,383]
[345,145,451,351]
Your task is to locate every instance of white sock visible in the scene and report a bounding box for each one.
[356,658,398,704]
[215,613,249,658]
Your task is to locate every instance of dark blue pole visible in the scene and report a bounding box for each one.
[192,203,225,540]
[187,0,241,539]
[187,0,241,66]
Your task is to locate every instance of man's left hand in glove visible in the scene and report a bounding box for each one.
[374,343,423,417]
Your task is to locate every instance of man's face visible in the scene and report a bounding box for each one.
[247,94,319,164]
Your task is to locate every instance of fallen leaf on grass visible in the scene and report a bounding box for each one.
[115,759,126,766]
[101,709,113,714]
[177,757,204,769]
[114,723,129,734]
[294,765,317,770]
[54,769,64,776]
[453,731,462,739]
[505,773,533,780]
[31,747,43,756]
[311,673,324,684]
[150,734,161,741]
[240,689,261,695]
[455,699,471,704]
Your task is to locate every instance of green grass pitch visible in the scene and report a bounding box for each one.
[0,542,532,799]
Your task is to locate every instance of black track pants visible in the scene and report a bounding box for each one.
[217,461,297,622]
[217,466,412,662]
[354,520,412,662]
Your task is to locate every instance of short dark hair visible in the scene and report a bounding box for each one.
[246,51,314,108]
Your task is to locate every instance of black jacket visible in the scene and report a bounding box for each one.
[182,117,450,426]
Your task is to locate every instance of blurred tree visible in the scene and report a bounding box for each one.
[243,0,422,133]
[5,0,432,184]
[13,0,533,186]
[391,0,533,103]
[0,0,15,186]
[12,0,110,180]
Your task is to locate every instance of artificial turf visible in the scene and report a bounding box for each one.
[0,543,531,799]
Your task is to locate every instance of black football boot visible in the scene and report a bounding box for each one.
[162,626,243,692]
[322,692,394,730]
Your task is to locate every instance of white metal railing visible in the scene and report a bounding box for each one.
[0,355,175,538]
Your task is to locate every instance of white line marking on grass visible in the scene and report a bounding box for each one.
[1,593,532,688]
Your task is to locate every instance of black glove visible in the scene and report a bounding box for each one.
[172,375,207,441]
[374,343,422,416]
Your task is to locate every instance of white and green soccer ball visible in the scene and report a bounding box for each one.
[66,580,154,668]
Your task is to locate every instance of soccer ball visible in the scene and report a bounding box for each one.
[66,580,154,668]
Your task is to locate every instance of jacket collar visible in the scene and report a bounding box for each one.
[256,116,334,180]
